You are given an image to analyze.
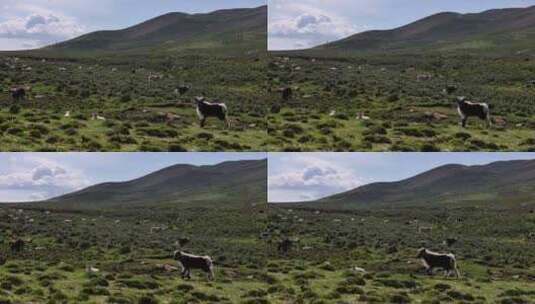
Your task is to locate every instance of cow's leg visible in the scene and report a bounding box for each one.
[200,118,206,128]
[461,117,468,128]
[208,264,215,281]
[486,114,492,128]
[222,114,231,129]
[454,265,461,278]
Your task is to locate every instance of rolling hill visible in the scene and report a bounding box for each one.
[280,160,535,209]
[41,6,267,55]
[16,159,267,211]
[317,5,535,53]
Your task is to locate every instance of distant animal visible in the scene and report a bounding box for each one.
[178,237,190,247]
[173,251,214,280]
[176,85,191,96]
[278,238,293,254]
[10,239,25,253]
[10,87,26,101]
[446,85,457,94]
[445,238,458,247]
[150,226,165,233]
[86,265,100,273]
[281,87,293,101]
[195,97,230,128]
[356,112,370,120]
[91,113,106,121]
[417,248,460,278]
[64,111,71,118]
[456,96,491,128]
[417,74,432,81]
[418,226,433,234]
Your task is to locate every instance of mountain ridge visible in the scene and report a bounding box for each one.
[275,159,535,209]
[13,159,267,211]
[315,5,535,53]
[41,6,267,55]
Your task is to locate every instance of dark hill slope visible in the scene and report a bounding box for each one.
[43,6,267,54]
[23,159,267,211]
[280,160,535,209]
[318,6,535,53]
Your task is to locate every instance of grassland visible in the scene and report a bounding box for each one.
[0,53,267,152]
[0,204,271,304]
[268,53,535,151]
[265,204,535,303]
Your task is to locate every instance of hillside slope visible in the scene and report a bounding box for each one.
[43,6,267,55]
[22,159,267,210]
[318,6,535,53]
[282,160,535,209]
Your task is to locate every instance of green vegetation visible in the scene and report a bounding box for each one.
[0,206,269,303]
[268,53,535,151]
[0,160,269,303]
[265,204,535,303]
[0,53,267,152]
[0,6,268,152]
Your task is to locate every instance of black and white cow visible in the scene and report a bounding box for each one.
[456,96,491,128]
[278,238,293,254]
[10,87,26,102]
[281,87,293,101]
[10,239,25,253]
[176,85,191,96]
[417,248,460,278]
[195,97,230,128]
[173,251,215,280]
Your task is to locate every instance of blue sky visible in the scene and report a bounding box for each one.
[269,153,535,202]
[0,0,266,50]
[0,153,266,202]
[269,0,535,50]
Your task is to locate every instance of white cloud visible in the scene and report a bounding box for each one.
[0,12,85,49]
[269,155,363,202]
[0,156,90,202]
[268,0,377,50]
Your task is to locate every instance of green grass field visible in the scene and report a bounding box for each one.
[0,205,270,304]
[0,53,267,152]
[264,205,535,303]
[268,53,535,152]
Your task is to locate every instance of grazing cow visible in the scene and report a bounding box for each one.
[417,248,460,278]
[445,238,458,247]
[281,87,293,101]
[456,97,491,128]
[173,251,214,280]
[446,85,457,94]
[10,239,25,253]
[10,87,26,101]
[195,97,230,128]
[278,238,293,254]
[176,85,191,96]
[178,238,190,247]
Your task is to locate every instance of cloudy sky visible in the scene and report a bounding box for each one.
[268,153,535,202]
[0,0,266,50]
[268,0,535,50]
[0,153,266,203]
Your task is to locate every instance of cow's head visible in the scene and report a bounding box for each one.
[195,96,205,104]
[416,248,427,258]
[456,96,466,104]
[173,250,183,260]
